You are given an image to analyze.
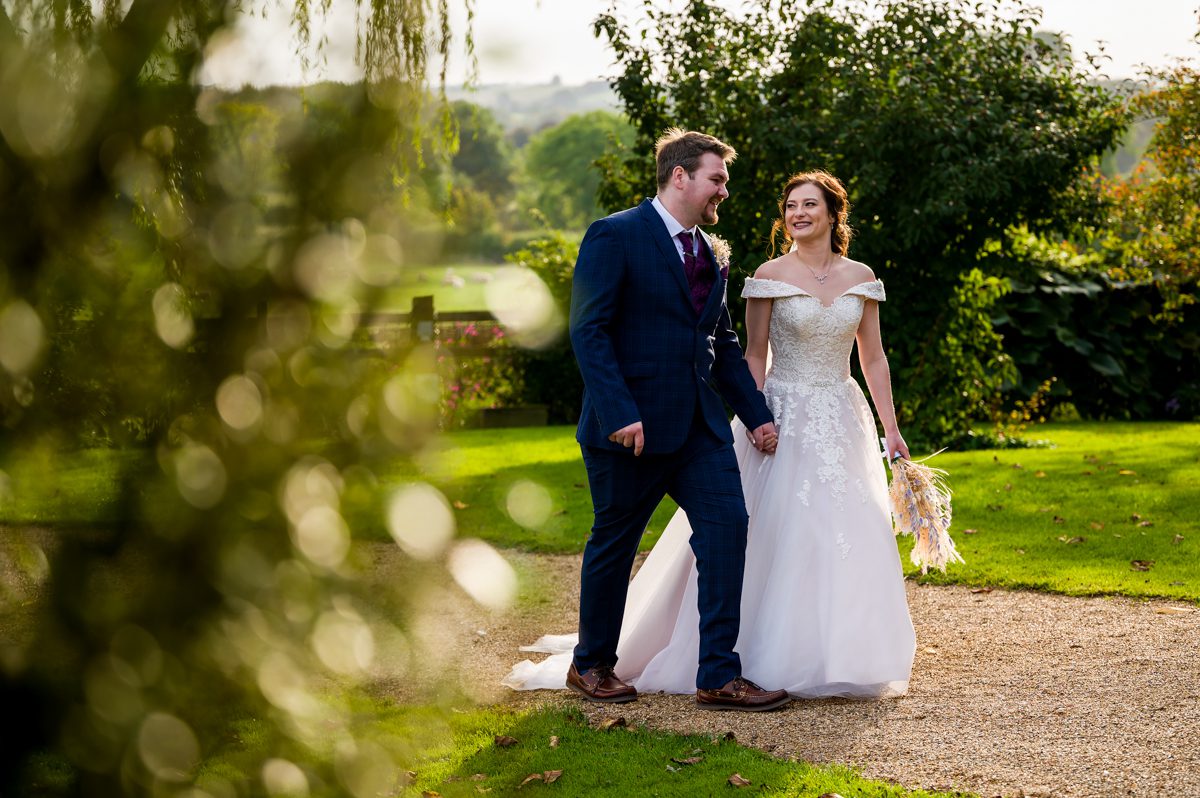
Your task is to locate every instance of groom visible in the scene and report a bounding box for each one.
[567,129,790,711]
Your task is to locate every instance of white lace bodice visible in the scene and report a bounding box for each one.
[741,278,885,386]
[742,277,887,509]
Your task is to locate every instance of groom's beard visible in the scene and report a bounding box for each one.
[700,199,721,225]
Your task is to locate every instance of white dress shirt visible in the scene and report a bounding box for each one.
[651,196,698,261]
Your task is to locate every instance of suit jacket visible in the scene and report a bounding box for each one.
[570,198,773,454]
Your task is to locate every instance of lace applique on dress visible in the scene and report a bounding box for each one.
[743,278,885,511]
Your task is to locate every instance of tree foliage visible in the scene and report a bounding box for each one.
[0,2,492,795]
[522,110,635,229]
[1099,46,1200,305]
[1000,23,1200,421]
[594,0,1127,445]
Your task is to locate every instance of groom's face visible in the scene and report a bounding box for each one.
[679,152,730,227]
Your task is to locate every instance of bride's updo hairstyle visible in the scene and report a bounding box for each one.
[769,170,853,258]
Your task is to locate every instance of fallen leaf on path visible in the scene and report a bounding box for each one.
[518,774,542,788]
[1139,520,1154,527]
[549,736,559,748]
[598,717,626,731]
[963,528,978,535]
[970,587,993,594]
[1057,536,1085,544]
[543,770,562,784]
[1131,560,1154,572]
[494,736,519,748]
[729,774,752,787]
[923,647,938,654]
[671,756,704,766]
[1155,606,1195,615]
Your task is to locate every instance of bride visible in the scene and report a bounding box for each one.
[504,170,916,698]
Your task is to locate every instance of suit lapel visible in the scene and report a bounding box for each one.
[696,229,726,324]
[638,199,694,308]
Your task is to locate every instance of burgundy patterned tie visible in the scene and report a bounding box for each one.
[676,230,712,315]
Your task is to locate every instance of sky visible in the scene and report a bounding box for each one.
[198,0,1200,88]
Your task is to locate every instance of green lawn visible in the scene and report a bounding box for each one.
[385,421,1200,601]
[906,422,1200,600]
[381,264,504,313]
[3,421,1198,601]
[197,699,972,798]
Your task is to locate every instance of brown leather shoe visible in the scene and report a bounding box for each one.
[696,677,790,712]
[566,663,637,704]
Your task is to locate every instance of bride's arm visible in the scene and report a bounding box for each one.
[744,297,772,391]
[856,300,910,460]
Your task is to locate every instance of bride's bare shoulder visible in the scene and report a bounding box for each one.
[753,254,791,280]
[839,257,876,282]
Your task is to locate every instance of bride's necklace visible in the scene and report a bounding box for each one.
[795,251,835,285]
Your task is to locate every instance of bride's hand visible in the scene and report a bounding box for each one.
[886,430,910,461]
[750,422,778,455]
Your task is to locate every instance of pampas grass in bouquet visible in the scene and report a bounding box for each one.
[887,450,964,574]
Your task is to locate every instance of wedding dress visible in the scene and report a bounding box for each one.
[503,278,915,698]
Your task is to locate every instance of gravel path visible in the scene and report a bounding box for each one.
[385,548,1200,798]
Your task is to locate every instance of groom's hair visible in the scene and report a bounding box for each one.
[655,128,737,189]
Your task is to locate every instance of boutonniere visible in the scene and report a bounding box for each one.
[709,235,731,279]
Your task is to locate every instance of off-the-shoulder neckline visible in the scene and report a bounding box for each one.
[744,277,883,308]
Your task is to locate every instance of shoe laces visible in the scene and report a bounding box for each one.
[590,664,616,681]
[731,677,763,692]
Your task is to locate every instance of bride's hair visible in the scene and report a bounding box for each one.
[769,170,853,258]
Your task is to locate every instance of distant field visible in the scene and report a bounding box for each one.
[382,264,504,313]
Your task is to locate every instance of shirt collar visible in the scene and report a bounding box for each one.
[651,195,698,240]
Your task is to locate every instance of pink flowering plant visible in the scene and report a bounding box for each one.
[436,320,523,427]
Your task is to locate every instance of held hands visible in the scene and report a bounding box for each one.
[748,422,778,455]
[609,421,645,456]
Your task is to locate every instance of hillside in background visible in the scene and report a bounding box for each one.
[446,79,619,137]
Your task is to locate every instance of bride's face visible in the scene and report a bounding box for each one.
[784,184,832,246]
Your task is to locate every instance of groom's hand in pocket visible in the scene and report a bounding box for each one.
[609,421,645,456]
[750,422,778,455]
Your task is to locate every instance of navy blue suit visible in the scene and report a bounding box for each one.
[569,198,773,689]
